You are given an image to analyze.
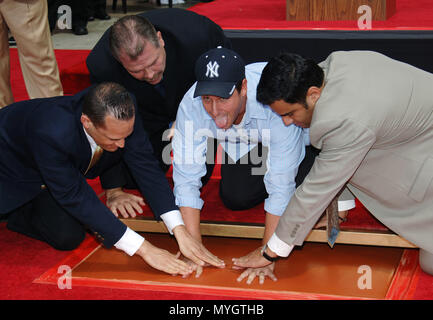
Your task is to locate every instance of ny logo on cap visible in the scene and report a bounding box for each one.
[206,61,219,78]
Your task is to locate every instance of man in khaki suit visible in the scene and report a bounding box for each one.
[232,50,433,276]
[0,0,63,108]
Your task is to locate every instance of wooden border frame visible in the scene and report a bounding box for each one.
[34,235,420,300]
[286,0,397,21]
[120,216,417,249]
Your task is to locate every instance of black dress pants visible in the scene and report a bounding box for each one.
[87,0,108,17]
[6,190,86,251]
[69,0,88,29]
[206,140,320,211]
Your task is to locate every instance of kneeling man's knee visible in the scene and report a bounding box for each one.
[51,230,86,251]
[221,193,252,211]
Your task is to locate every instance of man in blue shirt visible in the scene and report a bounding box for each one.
[171,47,348,282]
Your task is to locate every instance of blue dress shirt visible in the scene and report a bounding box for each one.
[172,63,310,216]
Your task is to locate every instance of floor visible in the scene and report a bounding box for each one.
[51,0,200,50]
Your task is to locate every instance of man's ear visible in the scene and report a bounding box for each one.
[241,79,248,97]
[156,31,165,48]
[306,86,322,105]
[81,114,92,129]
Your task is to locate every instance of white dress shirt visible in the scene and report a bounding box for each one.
[267,201,355,257]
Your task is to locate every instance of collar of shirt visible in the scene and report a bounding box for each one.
[83,126,97,155]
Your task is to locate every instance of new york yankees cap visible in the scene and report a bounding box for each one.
[193,46,245,98]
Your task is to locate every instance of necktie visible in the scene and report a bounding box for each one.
[326,187,345,248]
[326,196,340,248]
[84,145,103,175]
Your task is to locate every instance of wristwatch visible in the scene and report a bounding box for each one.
[261,244,279,262]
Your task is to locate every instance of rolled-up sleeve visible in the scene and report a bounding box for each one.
[263,116,307,216]
[172,95,208,210]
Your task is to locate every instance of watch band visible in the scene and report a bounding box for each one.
[261,244,279,262]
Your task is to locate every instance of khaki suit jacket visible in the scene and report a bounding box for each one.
[276,51,433,253]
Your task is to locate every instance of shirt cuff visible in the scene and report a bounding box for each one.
[175,195,204,210]
[160,210,184,234]
[114,227,144,256]
[267,233,294,257]
[338,199,356,211]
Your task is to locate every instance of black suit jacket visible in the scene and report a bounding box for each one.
[0,88,178,247]
[86,8,231,141]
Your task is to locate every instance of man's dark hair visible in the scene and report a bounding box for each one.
[82,82,135,128]
[234,79,244,93]
[257,52,324,106]
[109,15,159,61]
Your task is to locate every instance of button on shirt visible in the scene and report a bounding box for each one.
[172,62,310,216]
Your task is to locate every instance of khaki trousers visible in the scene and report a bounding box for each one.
[0,0,63,108]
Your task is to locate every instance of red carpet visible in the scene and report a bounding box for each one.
[188,0,433,30]
[0,223,232,300]
[9,48,91,101]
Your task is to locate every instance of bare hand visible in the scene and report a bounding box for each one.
[173,225,225,268]
[136,240,192,276]
[235,263,277,285]
[178,254,206,278]
[106,187,145,218]
[232,246,272,269]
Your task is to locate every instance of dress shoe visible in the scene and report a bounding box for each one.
[73,26,88,36]
[94,13,111,20]
[87,16,95,21]
[0,212,10,222]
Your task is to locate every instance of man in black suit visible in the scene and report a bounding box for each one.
[86,8,231,217]
[0,82,224,275]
